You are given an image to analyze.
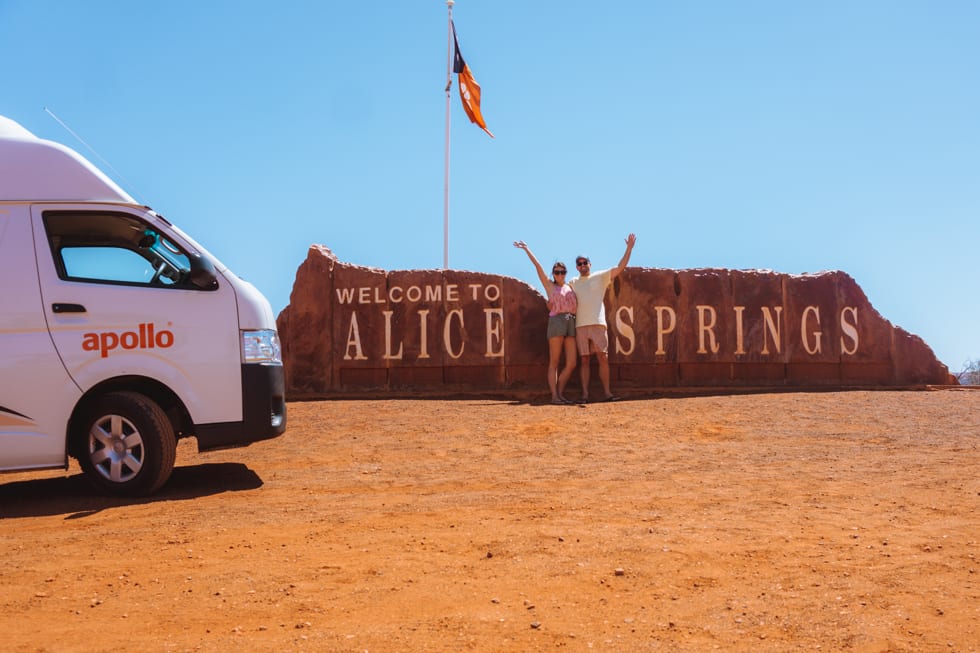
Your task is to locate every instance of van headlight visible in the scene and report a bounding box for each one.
[241,329,282,364]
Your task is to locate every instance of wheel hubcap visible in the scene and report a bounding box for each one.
[89,414,145,483]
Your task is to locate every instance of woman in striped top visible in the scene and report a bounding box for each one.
[514,240,578,405]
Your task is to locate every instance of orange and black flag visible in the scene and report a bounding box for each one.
[452,20,494,138]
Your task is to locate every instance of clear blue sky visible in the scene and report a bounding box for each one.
[3,1,977,371]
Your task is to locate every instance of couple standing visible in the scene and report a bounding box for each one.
[515,234,637,404]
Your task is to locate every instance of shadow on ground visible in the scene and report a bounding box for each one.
[0,462,263,520]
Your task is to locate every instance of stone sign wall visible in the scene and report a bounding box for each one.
[276,245,953,398]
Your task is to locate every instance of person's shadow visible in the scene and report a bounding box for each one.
[0,463,263,520]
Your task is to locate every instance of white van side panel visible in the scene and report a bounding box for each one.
[30,205,244,427]
[0,204,80,470]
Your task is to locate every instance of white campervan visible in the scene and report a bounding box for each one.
[0,116,286,496]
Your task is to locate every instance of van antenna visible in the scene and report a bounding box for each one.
[43,107,148,205]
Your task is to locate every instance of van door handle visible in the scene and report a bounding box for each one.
[52,303,86,313]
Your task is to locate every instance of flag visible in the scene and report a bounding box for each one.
[451,20,494,138]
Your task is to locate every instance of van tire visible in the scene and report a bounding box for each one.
[77,391,177,497]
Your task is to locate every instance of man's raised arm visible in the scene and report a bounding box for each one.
[610,233,637,279]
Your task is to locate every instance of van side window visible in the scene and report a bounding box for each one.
[43,211,199,289]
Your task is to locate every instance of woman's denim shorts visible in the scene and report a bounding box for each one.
[547,313,576,339]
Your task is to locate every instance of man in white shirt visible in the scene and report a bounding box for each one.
[568,233,637,402]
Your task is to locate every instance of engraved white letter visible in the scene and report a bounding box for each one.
[761,306,783,355]
[424,285,442,302]
[654,306,676,355]
[801,306,822,355]
[382,310,403,360]
[444,309,465,359]
[733,305,746,355]
[343,312,367,360]
[696,305,720,354]
[840,306,859,356]
[614,306,635,356]
[335,287,356,304]
[417,309,431,359]
[484,308,504,358]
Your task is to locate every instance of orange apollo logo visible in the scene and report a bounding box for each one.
[82,323,175,358]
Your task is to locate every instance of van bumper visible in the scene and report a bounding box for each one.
[194,363,287,451]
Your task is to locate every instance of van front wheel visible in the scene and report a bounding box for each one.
[77,391,177,496]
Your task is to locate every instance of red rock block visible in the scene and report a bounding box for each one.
[505,364,548,389]
[440,270,508,369]
[502,277,549,367]
[784,273,840,364]
[732,363,786,383]
[338,367,387,390]
[444,365,505,388]
[279,247,954,395]
[606,268,679,363]
[679,362,733,385]
[840,362,894,384]
[616,362,680,386]
[891,327,950,385]
[676,269,734,363]
[330,262,389,389]
[277,245,336,395]
[384,269,447,369]
[730,270,787,364]
[835,272,891,363]
[787,362,840,384]
[389,366,444,388]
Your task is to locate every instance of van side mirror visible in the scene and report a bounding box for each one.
[187,253,218,290]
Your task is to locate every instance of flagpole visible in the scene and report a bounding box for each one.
[443,0,455,270]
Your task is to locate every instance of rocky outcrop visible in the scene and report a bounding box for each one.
[276,246,953,397]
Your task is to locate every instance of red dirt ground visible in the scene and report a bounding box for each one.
[1,389,978,652]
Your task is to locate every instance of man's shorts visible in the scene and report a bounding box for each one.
[547,313,576,339]
[576,324,608,356]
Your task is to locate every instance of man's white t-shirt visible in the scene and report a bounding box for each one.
[569,269,612,328]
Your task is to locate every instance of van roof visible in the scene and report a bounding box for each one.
[0,115,135,204]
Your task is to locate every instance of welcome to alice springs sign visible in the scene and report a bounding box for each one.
[276,245,953,398]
